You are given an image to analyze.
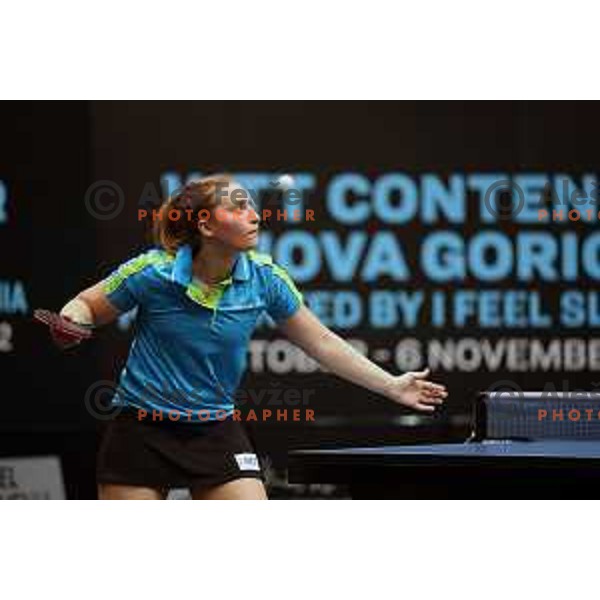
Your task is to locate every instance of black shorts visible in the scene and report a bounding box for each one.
[96,411,264,491]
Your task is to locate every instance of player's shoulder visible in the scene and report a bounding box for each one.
[111,247,174,282]
[122,247,173,270]
[245,250,292,280]
[245,250,301,295]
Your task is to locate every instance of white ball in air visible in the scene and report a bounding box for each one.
[274,174,295,190]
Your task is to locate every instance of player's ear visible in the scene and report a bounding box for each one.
[197,217,215,238]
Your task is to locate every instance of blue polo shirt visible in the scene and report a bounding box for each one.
[101,245,304,421]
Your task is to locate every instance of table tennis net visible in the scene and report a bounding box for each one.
[476,391,600,440]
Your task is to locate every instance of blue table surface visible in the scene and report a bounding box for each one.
[297,440,600,459]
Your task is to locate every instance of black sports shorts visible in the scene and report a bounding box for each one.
[96,410,264,491]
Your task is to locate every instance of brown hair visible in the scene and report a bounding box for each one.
[153,173,234,255]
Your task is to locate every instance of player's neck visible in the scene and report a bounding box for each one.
[192,243,239,285]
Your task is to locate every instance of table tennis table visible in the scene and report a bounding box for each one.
[288,439,600,498]
[289,391,600,498]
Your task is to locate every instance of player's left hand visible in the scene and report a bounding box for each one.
[386,368,447,413]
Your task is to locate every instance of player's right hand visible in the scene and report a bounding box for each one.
[49,317,86,349]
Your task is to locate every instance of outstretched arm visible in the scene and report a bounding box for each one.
[278,306,447,412]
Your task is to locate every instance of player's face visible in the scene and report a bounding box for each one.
[204,181,261,250]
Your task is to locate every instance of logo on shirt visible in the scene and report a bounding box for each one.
[234,453,260,471]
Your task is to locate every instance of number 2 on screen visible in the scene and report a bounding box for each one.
[0,322,13,352]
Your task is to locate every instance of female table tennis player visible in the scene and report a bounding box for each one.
[57,174,447,500]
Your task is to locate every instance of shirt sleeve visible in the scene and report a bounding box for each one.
[264,261,304,325]
[101,251,155,313]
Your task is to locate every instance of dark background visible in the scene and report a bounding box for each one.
[1,101,599,498]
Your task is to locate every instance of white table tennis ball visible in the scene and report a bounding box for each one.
[274,174,295,190]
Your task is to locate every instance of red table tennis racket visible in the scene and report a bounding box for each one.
[34,308,94,348]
